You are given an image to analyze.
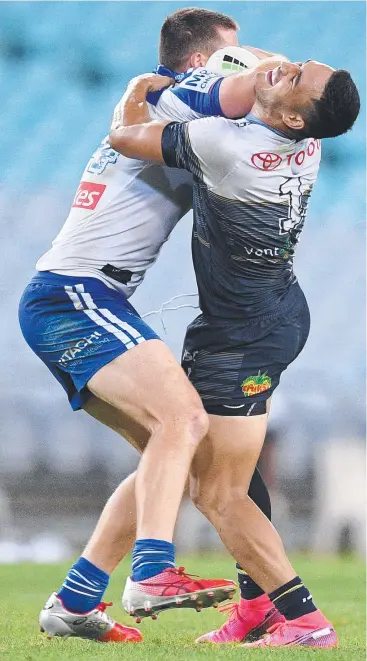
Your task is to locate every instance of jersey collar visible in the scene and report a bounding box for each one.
[246,113,295,141]
[154,64,188,83]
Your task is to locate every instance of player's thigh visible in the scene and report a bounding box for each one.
[84,395,149,454]
[87,339,206,432]
[183,300,310,417]
[190,412,268,500]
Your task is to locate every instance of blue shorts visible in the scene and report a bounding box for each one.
[19,272,160,410]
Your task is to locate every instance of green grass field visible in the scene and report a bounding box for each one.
[0,554,365,660]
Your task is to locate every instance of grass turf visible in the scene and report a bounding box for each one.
[0,554,365,660]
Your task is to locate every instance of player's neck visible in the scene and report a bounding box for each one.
[250,105,293,139]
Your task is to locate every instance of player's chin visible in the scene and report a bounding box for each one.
[254,82,269,99]
[254,73,271,92]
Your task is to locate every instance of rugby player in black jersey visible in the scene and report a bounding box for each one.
[109,57,360,647]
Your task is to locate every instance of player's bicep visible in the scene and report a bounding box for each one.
[161,122,200,173]
[218,56,289,119]
[109,122,168,162]
[155,69,225,122]
[218,71,256,118]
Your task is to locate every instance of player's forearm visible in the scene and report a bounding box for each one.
[112,79,152,130]
[109,74,174,162]
[241,46,289,61]
[219,55,289,119]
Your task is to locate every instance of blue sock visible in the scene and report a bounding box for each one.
[132,538,175,581]
[57,557,109,613]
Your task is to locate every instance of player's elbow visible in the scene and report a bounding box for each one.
[109,129,129,156]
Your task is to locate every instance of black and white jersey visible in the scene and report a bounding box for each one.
[162,114,321,318]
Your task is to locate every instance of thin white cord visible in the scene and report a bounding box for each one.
[142,293,199,333]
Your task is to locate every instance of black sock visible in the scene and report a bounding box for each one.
[269,576,317,620]
[236,468,271,601]
[237,564,265,600]
[248,467,272,521]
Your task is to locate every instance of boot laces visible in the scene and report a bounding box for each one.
[169,566,198,579]
[266,621,286,636]
[96,601,113,613]
[218,602,240,621]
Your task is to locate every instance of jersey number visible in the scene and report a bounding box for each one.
[278,177,312,241]
[87,137,119,175]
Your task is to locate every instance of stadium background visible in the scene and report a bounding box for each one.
[0,1,365,563]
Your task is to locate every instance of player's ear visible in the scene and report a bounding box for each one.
[282,110,305,132]
[189,52,207,68]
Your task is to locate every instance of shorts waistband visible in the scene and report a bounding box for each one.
[31,271,124,295]
[203,282,306,327]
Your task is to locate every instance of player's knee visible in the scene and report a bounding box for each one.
[190,478,220,518]
[172,404,209,447]
[150,403,208,446]
[185,405,209,445]
[191,479,248,521]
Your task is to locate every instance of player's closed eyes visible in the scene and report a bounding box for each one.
[293,72,302,88]
[292,60,311,87]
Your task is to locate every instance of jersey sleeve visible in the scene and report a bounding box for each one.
[161,116,238,186]
[150,68,225,122]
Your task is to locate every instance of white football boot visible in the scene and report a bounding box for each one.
[39,592,142,642]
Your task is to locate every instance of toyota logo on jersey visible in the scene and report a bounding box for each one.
[251,152,282,171]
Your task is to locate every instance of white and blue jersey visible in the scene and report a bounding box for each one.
[19,66,228,410]
[36,66,225,299]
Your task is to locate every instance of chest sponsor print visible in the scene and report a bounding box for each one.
[251,139,321,172]
[72,181,106,210]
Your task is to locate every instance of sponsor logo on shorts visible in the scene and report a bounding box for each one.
[72,181,106,210]
[58,331,104,365]
[241,373,272,397]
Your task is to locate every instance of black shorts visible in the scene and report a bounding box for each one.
[182,284,310,416]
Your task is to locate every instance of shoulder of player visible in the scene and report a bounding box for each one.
[175,66,220,88]
[192,116,284,152]
[148,67,220,121]
[161,68,223,115]
[187,116,243,148]
[190,115,241,133]
[150,67,218,104]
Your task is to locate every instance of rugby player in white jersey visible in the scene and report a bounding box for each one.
[19,8,287,643]
[108,56,360,648]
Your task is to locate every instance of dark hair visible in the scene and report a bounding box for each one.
[159,8,239,71]
[300,69,360,139]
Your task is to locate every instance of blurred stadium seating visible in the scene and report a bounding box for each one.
[0,2,365,555]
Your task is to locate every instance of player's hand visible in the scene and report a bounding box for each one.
[112,74,174,130]
[127,73,175,93]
